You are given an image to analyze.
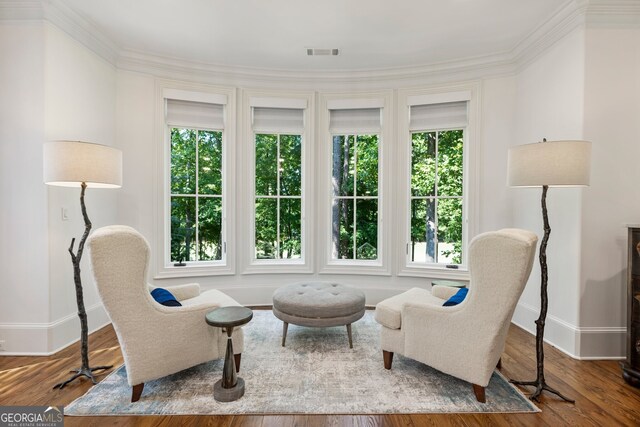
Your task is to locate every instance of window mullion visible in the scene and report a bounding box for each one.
[276,134,281,259]
[408,133,413,264]
[434,131,439,263]
[353,135,358,260]
[195,130,200,261]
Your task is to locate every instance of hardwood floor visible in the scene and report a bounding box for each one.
[1,320,639,426]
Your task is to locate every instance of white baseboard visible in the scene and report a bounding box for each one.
[576,326,626,360]
[512,302,626,360]
[0,303,111,356]
[4,291,624,359]
[0,284,399,356]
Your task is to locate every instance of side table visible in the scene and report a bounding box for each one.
[205,306,253,402]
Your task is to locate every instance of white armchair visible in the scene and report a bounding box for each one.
[88,225,244,402]
[374,229,537,402]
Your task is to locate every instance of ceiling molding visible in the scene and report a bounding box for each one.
[116,48,517,89]
[585,0,640,27]
[0,1,119,63]
[3,0,639,86]
[511,0,587,72]
[42,0,119,64]
[0,1,44,21]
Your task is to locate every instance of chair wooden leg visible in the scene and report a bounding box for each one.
[346,324,353,349]
[234,353,242,373]
[282,322,288,347]
[383,350,394,370]
[496,357,502,370]
[472,384,486,403]
[131,383,144,403]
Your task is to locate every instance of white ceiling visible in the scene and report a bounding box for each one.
[59,0,568,71]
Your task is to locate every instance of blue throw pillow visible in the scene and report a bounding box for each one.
[443,287,468,307]
[151,288,182,307]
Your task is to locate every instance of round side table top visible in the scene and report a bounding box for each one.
[206,306,253,328]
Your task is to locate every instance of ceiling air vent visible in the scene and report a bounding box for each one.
[306,48,339,56]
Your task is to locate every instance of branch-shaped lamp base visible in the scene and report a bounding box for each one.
[509,185,574,403]
[53,366,113,390]
[52,182,112,389]
[510,379,575,403]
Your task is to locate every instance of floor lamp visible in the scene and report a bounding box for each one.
[507,139,591,402]
[44,141,122,389]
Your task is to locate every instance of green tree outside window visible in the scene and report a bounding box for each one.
[170,128,224,263]
[410,129,463,265]
[331,134,379,260]
[255,133,302,259]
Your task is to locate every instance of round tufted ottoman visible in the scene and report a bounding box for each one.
[272,282,366,348]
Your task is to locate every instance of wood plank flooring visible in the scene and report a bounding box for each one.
[1,317,639,426]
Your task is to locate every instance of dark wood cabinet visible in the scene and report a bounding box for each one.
[622,227,640,387]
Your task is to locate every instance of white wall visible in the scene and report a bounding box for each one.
[510,26,587,355]
[578,27,640,357]
[509,24,640,359]
[43,23,118,352]
[478,76,517,233]
[0,22,51,354]
[0,22,117,354]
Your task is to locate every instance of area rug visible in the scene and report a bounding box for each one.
[66,310,539,415]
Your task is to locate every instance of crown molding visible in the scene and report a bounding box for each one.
[42,0,119,64]
[2,0,639,86]
[511,0,587,71]
[585,0,640,27]
[0,1,44,21]
[0,0,119,64]
[116,48,516,89]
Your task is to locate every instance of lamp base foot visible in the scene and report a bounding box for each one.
[53,365,113,390]
[510,378,574,403]
[214,377,245,402]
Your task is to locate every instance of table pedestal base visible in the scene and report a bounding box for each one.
[214,377,245,402]
[206,306,253,403]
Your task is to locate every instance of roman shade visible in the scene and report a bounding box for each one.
[409,101,468,131]
[252,107,304,133]
[166,99,224,130]
[329,108,382,134]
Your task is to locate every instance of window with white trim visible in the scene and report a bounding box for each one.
[166,97,227,265]
[252,106,304,261]
[407,101,467,266]
[329,107,381,261]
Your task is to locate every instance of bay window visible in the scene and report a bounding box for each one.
[409,129,464,264]
[320,93,392,275]
[156,87,235,278]
[398,89,476,277]
[170,127,224,262]
[330,107,381,262]
[244,94,312,272]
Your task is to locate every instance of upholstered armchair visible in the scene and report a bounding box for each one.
[88,225,244,402]
[374,229,537,402]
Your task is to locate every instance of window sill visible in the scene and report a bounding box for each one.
[320,261,391,276]
[242,260,313,275]
[154,263,234,279]
[397,264,470,280]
